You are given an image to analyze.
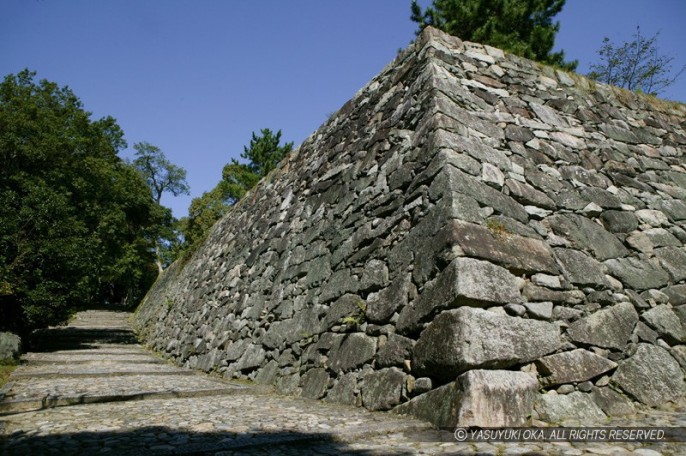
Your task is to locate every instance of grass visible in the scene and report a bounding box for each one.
[0,363,17,388]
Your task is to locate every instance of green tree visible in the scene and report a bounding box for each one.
[410,0,577,70]
[223,129,293,204]
[180,129,293,254]
[588,26,685,96]
[180,185,231,251]
[132,142,189,204]
[132,141,190,272]
[0,70,162,332]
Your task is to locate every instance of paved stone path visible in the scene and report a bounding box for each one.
[1,310,685,455]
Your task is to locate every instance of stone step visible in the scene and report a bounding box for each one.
[0,384,250,415]
[9,362,187,377]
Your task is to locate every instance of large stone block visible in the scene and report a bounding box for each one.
[554,248,609,289]
[300,368,330,399]
[547,214,628,260]
[590,387,636,417]
[361,367,406,411]
[366,274,411,324]
[436,166,529,222]
[534,392,606,423]
[394,379,462,427]
[641,304,686,344]
[448,220,560,275]
[412,307,560,380]
[328,333,377,373]
[394,369,538,427]
[375,334,415,368]
[324,372,358,406]
[536,349,617,387]
[566,302,638,350]
[612,343,685,406]
[397,257,523,335]
[654,247,686,282]
[454,370,538,427]
[604,257,671,291]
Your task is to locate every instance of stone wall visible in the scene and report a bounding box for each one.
[134,27,686,427]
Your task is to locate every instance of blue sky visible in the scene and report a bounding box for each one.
[2,1,685,218]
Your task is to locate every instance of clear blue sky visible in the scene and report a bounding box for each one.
[2,1,685,218]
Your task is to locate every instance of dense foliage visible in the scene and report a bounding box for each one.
[411,0,577,70]
[0,70,166,333]
[181,128,293,253]
[588,26,685,96]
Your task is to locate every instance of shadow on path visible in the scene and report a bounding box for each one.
[1,426,429,455]
[28,326,139,352]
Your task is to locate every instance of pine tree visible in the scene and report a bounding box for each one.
[411,0,577,70]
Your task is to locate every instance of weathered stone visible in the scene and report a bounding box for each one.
[654,247,686,282]
[275,373,301,395]
[320,269,360,303]
[412,307,561,380]
[635,322,659,344]
[504,303,526,317]
[552,306,584,323]
[524,284,585,304]
[670,345,686,370]
[641,305,686,344]
[300,368,330,399]
[366,274,410,324]
[360,259,389,291]
[254,360,279,386]
[579,188,622,209]
[612,343,685,406]
[324,372,358,406]
[531,273,562,289]
[437,166,529,222]
[656,199,686,221]
[321,294,365,330]
[412,377,433,395]
[375,334,414,368]
[328,333,377,373]
[454,370,538,427]
[642,288,670,304]
[523,301,553,320]
[397,257,523,335]
[635,209,669,227]
[566,302,638,350]
[361,367,405,410]
[600,210,638,233]
[448,220,560,274]
[534,391,606,423]
[535,349,617,387]
[554,248,609,288]
[547,214,629,260]
[394,369,538,427]
[481,162,504,187]
[644,228,681,248]
[626,232,654,254]
[590,387,636,417]
[0,332,21,362]
[662,285,686,305]
[604,257,671,290]
[232,343,266,372]
[393,380,462,427]
[506,179,556,209]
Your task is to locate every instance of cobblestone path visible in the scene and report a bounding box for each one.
[1,310,685,455]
